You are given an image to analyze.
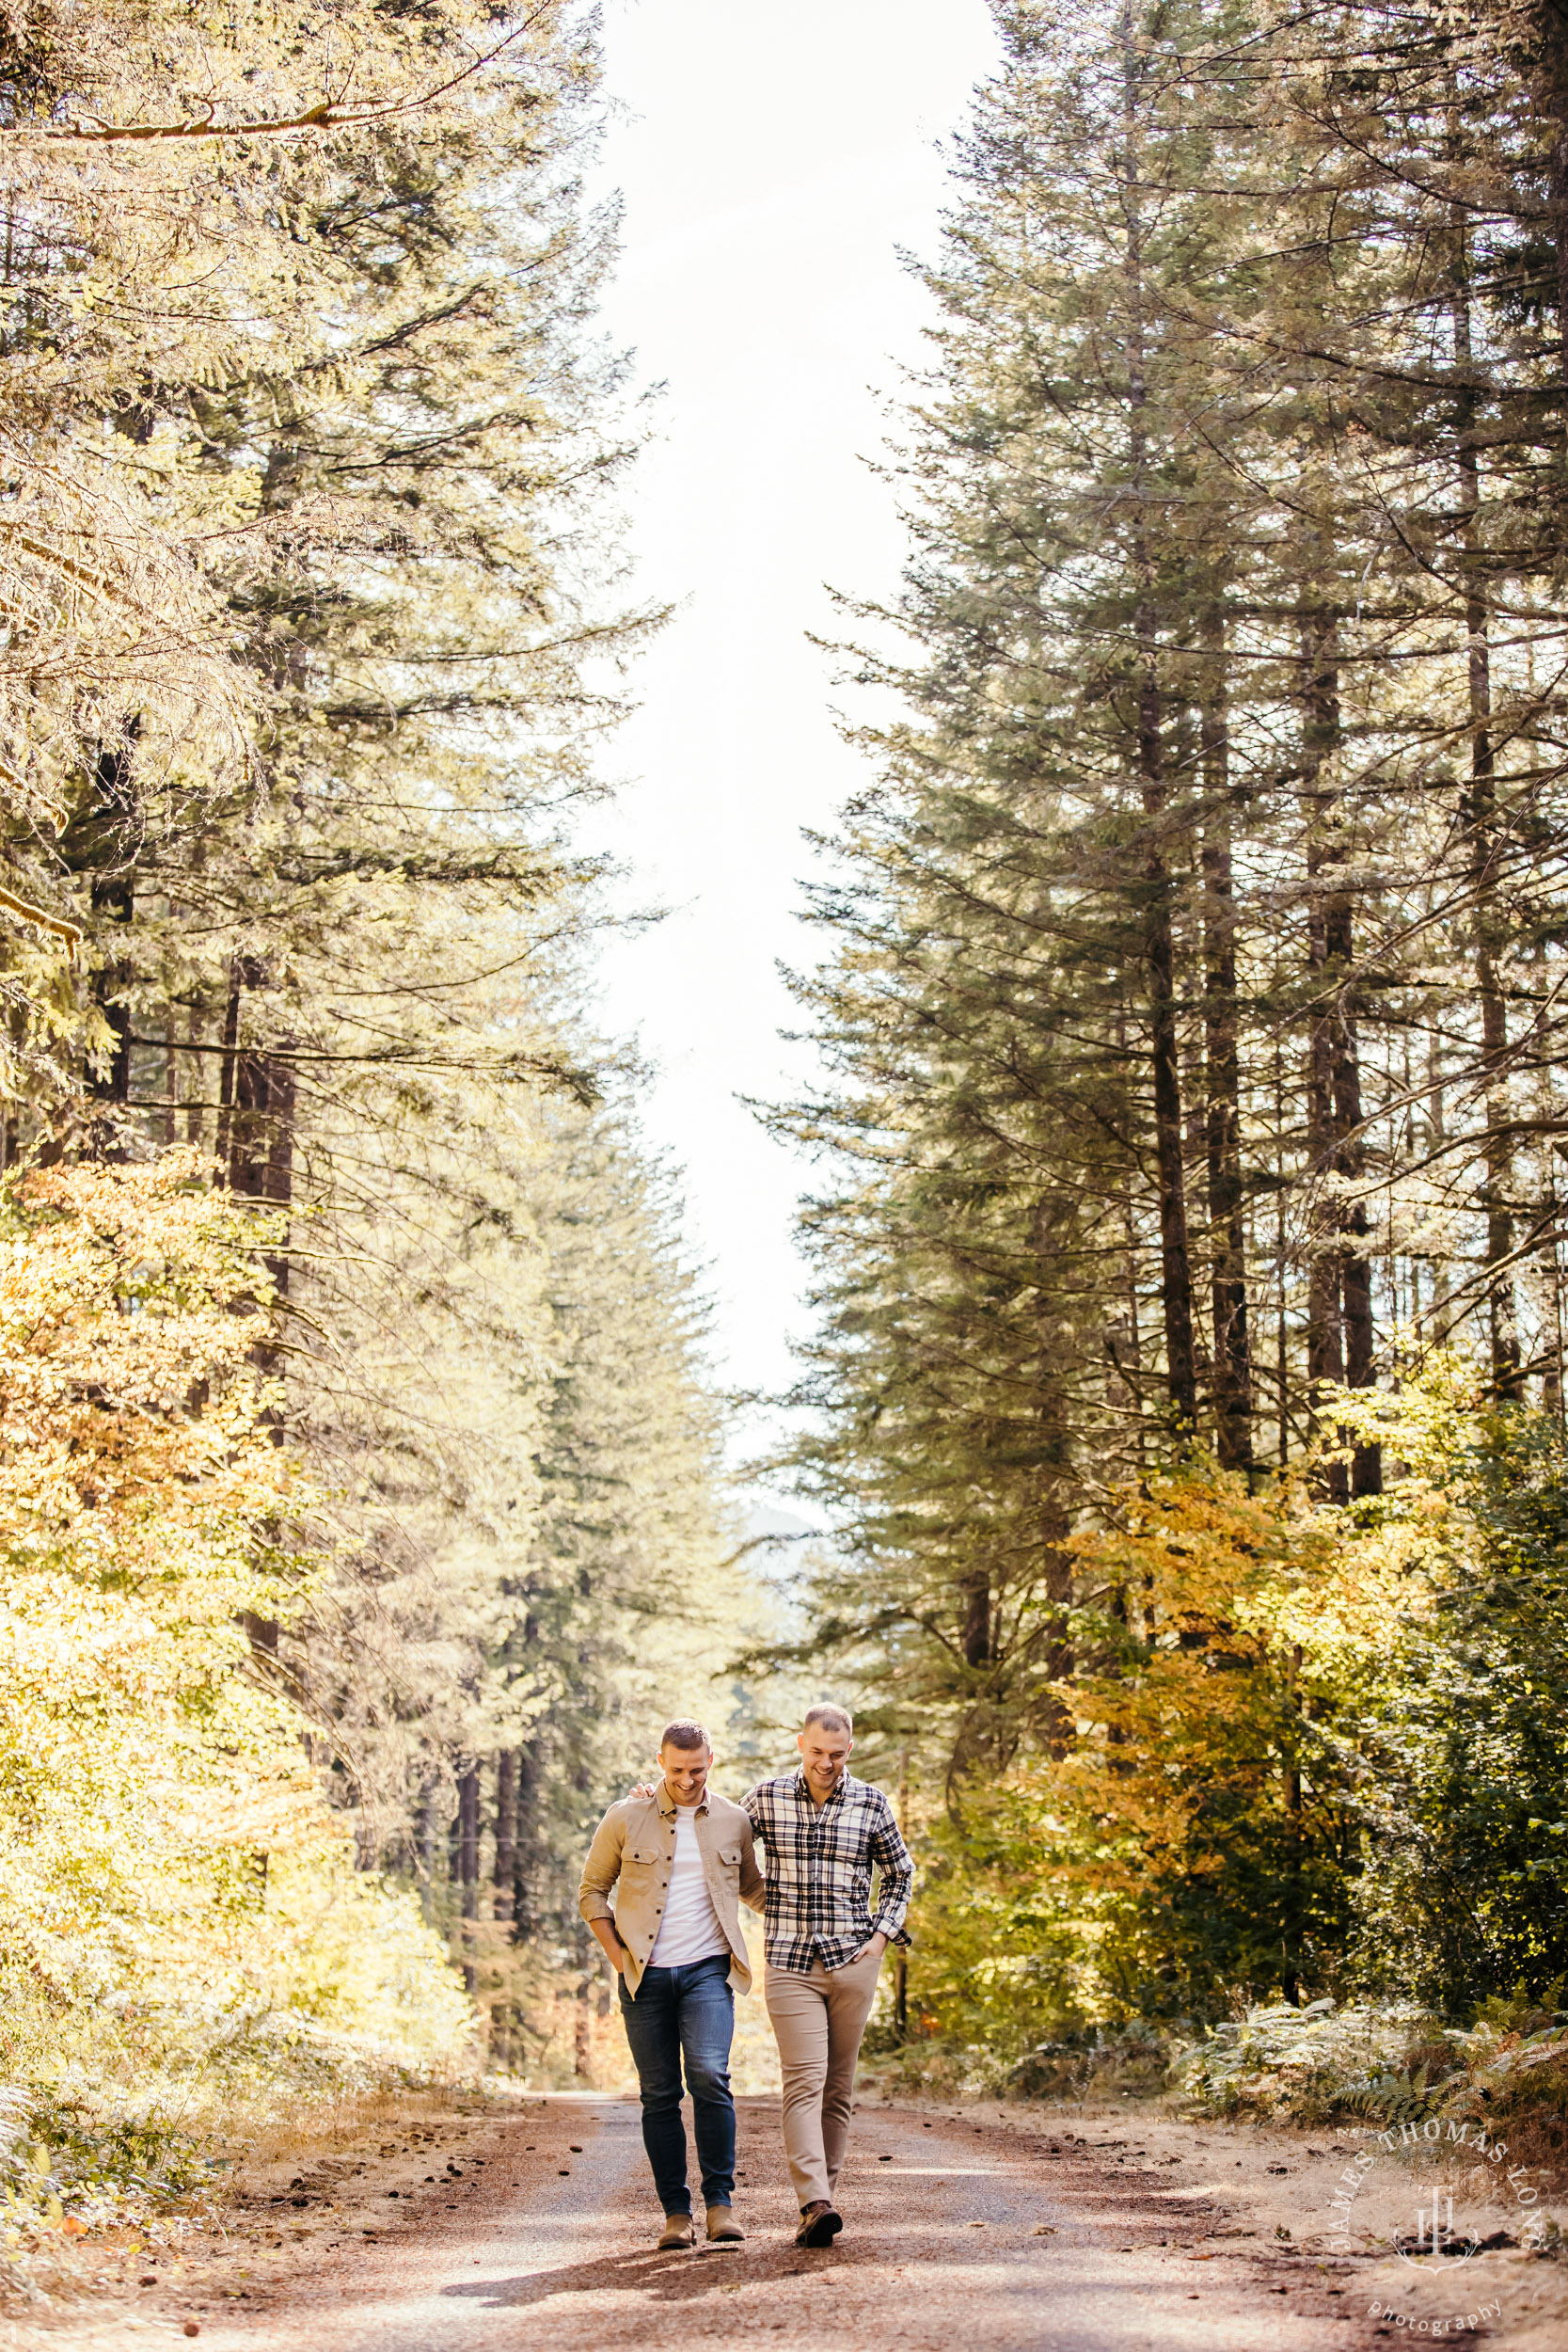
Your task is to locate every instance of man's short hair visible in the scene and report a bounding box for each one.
[802,1703,853,1738]
[659,1718,712,1754]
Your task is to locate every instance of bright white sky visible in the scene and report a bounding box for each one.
[585,0,1000,1454]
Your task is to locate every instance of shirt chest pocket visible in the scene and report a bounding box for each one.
[622,1846,664,1877]
[716,1844,741,1880]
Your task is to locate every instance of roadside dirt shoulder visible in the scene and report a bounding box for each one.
[888,2094,1566,2348]
[0,2087,553,2348]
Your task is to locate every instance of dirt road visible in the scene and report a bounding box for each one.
[151,2094,1413,2352]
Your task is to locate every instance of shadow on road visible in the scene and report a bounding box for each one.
[440,2233,935,2311]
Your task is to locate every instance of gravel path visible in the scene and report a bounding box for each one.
[177,2095,1390,2352]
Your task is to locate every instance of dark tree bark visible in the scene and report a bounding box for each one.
[960,1572,991,1668]
[512,1740,542,1943]
[1301,612,1349,1501]
[1472,805,1519,1400]
[486,1752,519,2065]
[1120,11,1196,1431]
[216,958,298,1662]
[415,1779,437,1913]
[1200,637,1253,1471]
[214,957,297,1322]
[1298,601,1380,1492]
[1143,687,1198,1428]
[214,960,242,1179]
[1538,2,1568,389]
[493,1749,516,1929]
[457,1765,481,1994]
[1325,884,1380,1495]
[230,1045,296,1299]
[230,1035,296,1213]
[62,740,138,1136]
[1451,204,1523,1398]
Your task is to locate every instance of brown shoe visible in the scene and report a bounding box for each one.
[705,2205,744,2242]
[795,2200,843,2249]
[658,2213,694,2249]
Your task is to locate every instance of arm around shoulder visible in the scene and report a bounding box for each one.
[736,1812,766,1913]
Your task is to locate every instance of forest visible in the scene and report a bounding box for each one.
[0,0,759,2160]
[2,0,1567,2231]
[775,0,1568,2102]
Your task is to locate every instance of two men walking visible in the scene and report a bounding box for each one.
[578,1703,912,2249]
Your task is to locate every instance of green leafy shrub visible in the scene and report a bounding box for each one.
[1178,1991,1568,2168]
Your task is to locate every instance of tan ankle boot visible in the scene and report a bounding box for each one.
[706,2205,744,2242]
[657,2213,694,2249]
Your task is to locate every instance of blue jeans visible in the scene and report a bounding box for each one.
[617,1951,736,2216]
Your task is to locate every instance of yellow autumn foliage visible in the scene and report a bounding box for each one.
[0,1150,471,2097]
[1053,1461,1339,1886]
[895,1360,1555,2055]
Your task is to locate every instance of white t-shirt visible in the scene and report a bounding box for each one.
[646,1802,729,1968]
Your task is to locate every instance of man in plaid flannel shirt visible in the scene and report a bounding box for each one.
[744,1703,912,2248]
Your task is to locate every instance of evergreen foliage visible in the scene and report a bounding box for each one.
[0,0,748,2116]
[784,0,1568,2045]
[15,0,1568,2130]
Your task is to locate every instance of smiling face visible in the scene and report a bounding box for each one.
[659,1737,712,1805]
[797,1718,853,1799]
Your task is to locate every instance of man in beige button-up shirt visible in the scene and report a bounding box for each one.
[578,1719,764,2249]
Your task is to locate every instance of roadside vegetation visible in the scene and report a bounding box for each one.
[0,0,753,2289]
[777,0,1568,2176]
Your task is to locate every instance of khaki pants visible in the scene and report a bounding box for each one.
[764,1947,882,2209]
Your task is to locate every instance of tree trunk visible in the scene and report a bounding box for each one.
[160,1018,179,1145]
[1301,612,1348,1501]
[1427,1032,1452,1343]
[1452,203,1522,1397]
[960,1572,991,1668]
[493,1750,516,1928]
[1121,6,1196,1431]
[1539,1,1568,388]
[230,1028,296,1299]
[457,1765,480,1994]
[229,1036,296,1211]
[76,742,136,1137]
[574,1944,593,2079]
[1141,663,1198,1426]
[218,959,297,1661]
[1281,1644,1305,2005]
[1200,633,1253,1470]
[1326,887,1380,1494]
[512,1740,541,1943]
[415,1779,436,1916]
[214,961,242,1179]
[490,1749,517,2061]
[216,960,296,1374]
